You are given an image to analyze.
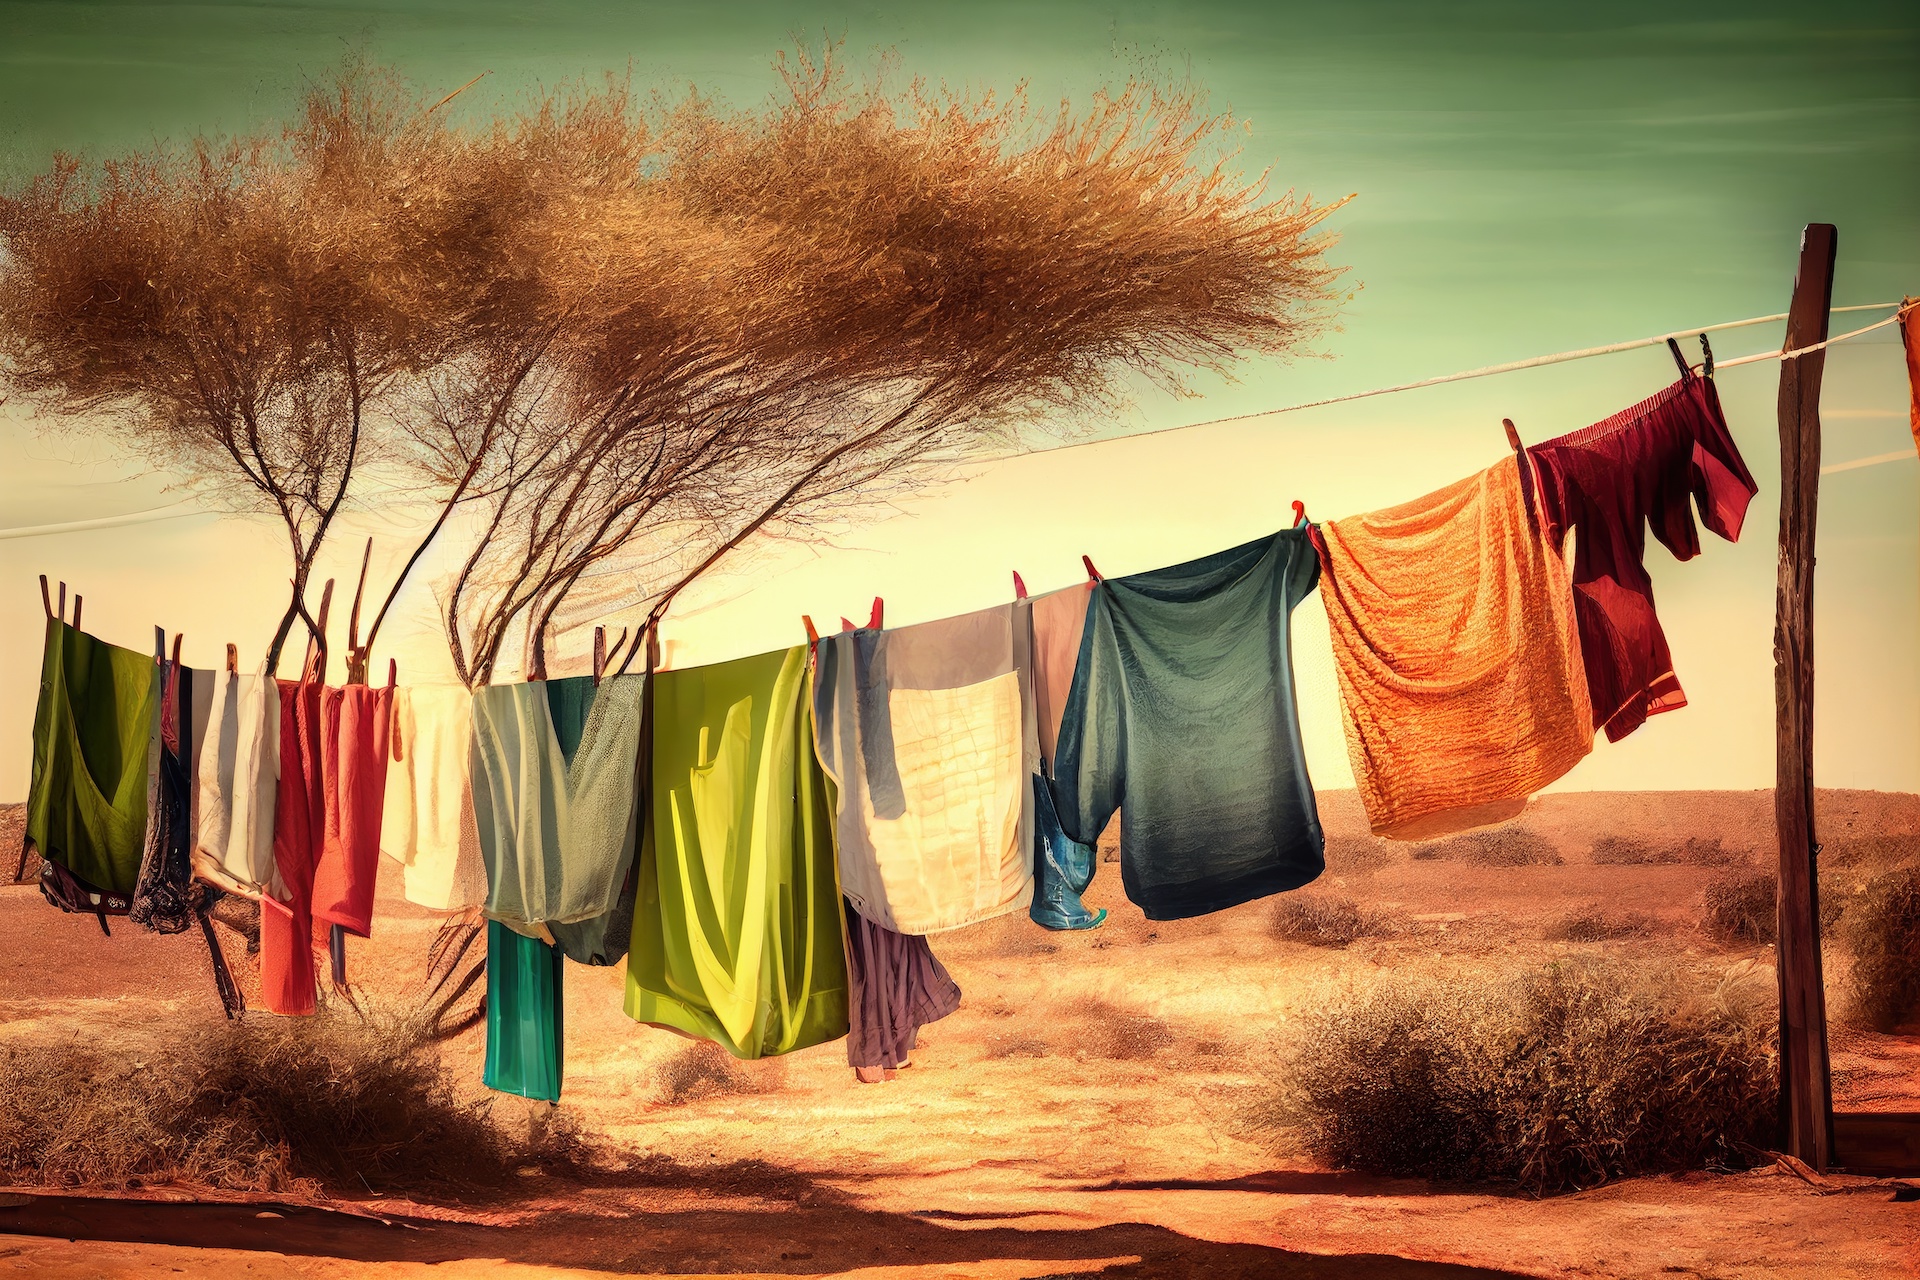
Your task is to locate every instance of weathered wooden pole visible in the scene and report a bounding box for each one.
[1774,222,1837,1169]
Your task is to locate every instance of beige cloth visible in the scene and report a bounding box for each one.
[1317,455,1593,840]
[381,685,487,912]
[193,671,282,898]
[1031,581,1093,767]
[833,671,1029,933]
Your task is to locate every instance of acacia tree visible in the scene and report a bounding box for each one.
[0,67,471,672]
[388,48,1348,686]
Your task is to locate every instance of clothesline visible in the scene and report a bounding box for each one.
[1014,300,1912,460]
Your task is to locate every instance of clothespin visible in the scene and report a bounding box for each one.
[225,643,238,675]
[1081,555,1102,583]
[839,617,857,632]
[39,575,51,619]
[1502,418,1523,452]
[153,625,165,661]
[58,581,67,625]
[1665,336,1691,378]
[802,615,819,645]
[1291,500,1308,529]
[1698,333,1715,378]
[170,633,183,667]
[592,626,606,687]
[71,595,82,632]
[644,618,661,674]
[1012,571,1027,600]
[868,597,884,630]
[386,658,397,688]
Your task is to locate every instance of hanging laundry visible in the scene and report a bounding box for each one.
[184,666,214,840]
[193,670,283,900]
[468,674,645,940]
[310,681,394,945]
[813,602,1036,934]
[1318,456,1592,840]
[262,679,326,1016]
[1902,297,1920,451]
[842,899,961,1082]
[380,685,486,912]
[1053,530,1326,919]
[543,675,641,967]
[626,645,849,1059]
[1525,367,1758,741]
[130,659,202,933]
[484,918,565,1102]
[26,618,159,900]
[1027,583,1104,931]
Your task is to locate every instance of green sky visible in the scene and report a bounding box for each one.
[2,0,1917,799]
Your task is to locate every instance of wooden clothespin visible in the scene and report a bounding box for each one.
[170,632,183,667]
[1081,555,1102,583]
[58,582,67,625]
[644,618,661,674]
[71,595,81,632]
[592,626,607,687]
[39,575,51,619]
[226,643,238,675]
[387,657,397,688]
[345,537,372,684]
[1291,500,1308,529]
[153,625,165,661]
[1502,418,1523,452]
[1012,571,1027,600]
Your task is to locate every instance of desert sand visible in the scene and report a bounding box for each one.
[1,789,1916,1278]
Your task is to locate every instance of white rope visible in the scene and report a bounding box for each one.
[1715,306,1915,369]
[1019,301,1909,459]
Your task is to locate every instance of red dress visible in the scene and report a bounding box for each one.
[1525,370,1757,743]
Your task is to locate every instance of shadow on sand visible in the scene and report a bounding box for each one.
[0,1170,1535,1278]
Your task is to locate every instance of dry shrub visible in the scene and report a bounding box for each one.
[1324,836,1394,875]
[1702,870,1776,944]
[1825,835,1920,872]
[1412,829,1562,868]
[1284,960,1776,1195]
[1591,836,1739,867]
[652,1041,778,1106]
[1546,908,1657,942]
[0,1013,588,1194]
[1837,866,1920,1032]
[1082,1000,1175,1061]
[1268,893,1394,948]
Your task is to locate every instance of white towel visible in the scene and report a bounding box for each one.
[194,671,282,897]
[381,685,488,912]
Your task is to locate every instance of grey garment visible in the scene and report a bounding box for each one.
[813,600,1039,934]
[469,675,646,930]
[843,899,961,1071]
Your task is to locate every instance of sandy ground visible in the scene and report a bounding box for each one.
[2,789,1917,1278]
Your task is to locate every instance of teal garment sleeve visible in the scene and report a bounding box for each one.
[1051,529,1325,920]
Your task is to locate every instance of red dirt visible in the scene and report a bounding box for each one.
[3,789,1918,1278]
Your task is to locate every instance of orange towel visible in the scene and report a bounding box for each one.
[1317,455,1592,840]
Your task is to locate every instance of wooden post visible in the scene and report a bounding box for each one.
[1774,222,1837,1170]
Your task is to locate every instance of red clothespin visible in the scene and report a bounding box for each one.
[1012,571,1027,600]
[1502,418,1523,452]
[868,597,884,630]
[839,617,856,632]
[1291,500,1308,529]
[1081,555,1102,583]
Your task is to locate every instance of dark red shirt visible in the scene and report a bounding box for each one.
[1525,372,1757,742]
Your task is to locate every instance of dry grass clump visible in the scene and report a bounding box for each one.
[1323,836,1395,875]
[1281,959,1776,1195]
[1702,870,1776,944]
[1267,893,1395,948]
[652,1041,782,1106]
[1590,836,1739,867]
[1412,829,1562,868]
[1836,866,1920,1032]
[0,1013,590,1195]
[1545,907,1658,942]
